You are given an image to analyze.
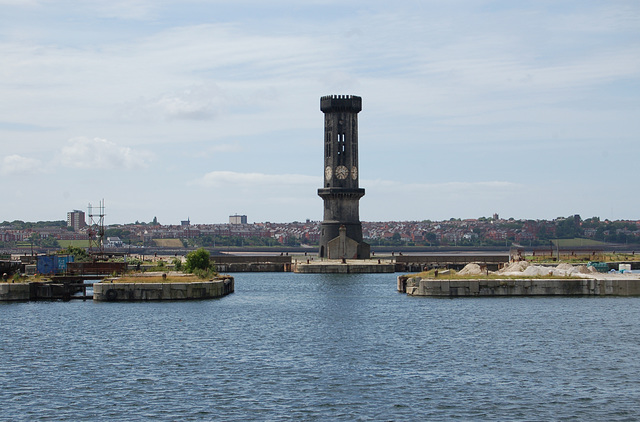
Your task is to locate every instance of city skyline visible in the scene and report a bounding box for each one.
[1,1,638,225]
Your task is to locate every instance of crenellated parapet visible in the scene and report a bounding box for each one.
[320,95,362,113]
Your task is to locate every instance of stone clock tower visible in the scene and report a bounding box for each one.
[318,95,370,259]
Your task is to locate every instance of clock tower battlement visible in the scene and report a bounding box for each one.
[320,95,361,190]
[318,94,369,259]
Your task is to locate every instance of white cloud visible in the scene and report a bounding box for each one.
[207,143,243,154]
[132,84,226,121]
[0,0,38,5]
[1,154,42,175]
[82,0,159,21]
[56,137,153,170]
[191,171,318,188]
[366,179,519,191]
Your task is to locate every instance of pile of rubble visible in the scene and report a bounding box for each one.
[456,261,597,277]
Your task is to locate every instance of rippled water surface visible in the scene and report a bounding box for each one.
[2,273,640,421]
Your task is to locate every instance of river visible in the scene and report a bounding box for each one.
[1,272,639,421]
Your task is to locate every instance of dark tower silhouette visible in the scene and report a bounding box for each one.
[318,95,370,259]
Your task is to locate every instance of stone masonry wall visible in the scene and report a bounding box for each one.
[94,278,234,301]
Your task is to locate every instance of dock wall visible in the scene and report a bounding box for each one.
[94,278,234,301]
[0,283,30,301]
[295,263,395,273]
[0,282,90,301]
[398,276,640,297]
[214,263,288,272]
[211,256,291,272]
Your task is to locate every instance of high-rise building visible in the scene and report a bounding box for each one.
[317,95,370,259]
[229,214,247,225]
[67,210,87,231]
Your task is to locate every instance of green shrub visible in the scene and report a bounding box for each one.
[172,258,183,271]
[193,267,218,280]
[184,248,211,273]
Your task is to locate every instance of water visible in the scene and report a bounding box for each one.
[2,273,640,421]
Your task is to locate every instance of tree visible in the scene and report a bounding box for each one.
[61,246,91,262]
[184,248,211,273]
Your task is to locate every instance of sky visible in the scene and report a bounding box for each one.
[1,0,638,225]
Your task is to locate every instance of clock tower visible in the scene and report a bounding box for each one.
[318,95,370,259]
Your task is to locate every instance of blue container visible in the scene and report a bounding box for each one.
[37,256,56,275]
[55,255,74,272]
[36,255,76,274]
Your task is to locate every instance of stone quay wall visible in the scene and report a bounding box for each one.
[295,262,395,273]
[399,276,640,297]
[0,283,30,301]
[94,278,234,301]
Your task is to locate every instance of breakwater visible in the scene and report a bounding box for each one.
[293,258,395,273]
[1,278,234,301]
[94,278,234,301]
[398,276,640,297]
[211,255,292,272]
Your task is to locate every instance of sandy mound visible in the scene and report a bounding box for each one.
[522,266,553,276]
[499,262,584,277]
[458,263,484,275]
[499,261,530,274]
[576,265,596,274]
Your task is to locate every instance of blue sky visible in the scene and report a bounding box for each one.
[1,0,638,224]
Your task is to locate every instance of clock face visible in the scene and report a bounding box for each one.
[351,166,358,180]
[325,166,332,180]
[335,165,349,179]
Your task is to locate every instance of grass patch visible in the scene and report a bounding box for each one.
[551,238,606,247]
[153,239,184,248]
[58,239,92,248]
[528,252,640,264]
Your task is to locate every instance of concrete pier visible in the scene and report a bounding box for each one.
[398,276,640,297]
[93,278,234,301]
[1,277,234,301]
[295,259,394,273]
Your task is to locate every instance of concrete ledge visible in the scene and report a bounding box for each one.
[0,283,30,301]
[215,263,288,272]
[400,277,640,297]
[94,278,234,301]
[295,261,394,273]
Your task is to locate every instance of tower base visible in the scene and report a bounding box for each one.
[319,224,370,259]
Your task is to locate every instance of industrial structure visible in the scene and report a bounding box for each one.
[318,95,370,259]
[87,200,105,255]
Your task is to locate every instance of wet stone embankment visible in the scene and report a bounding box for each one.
[94,277,234,301]
[0,283,30,301]
[398,276,640,297]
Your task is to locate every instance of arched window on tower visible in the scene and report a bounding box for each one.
[337,133,345,164]
[325,132,331,157]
